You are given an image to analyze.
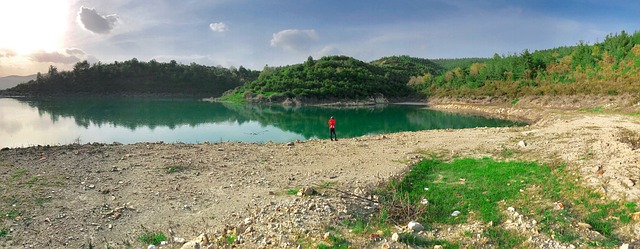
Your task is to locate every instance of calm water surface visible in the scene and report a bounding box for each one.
[0,97,524,148]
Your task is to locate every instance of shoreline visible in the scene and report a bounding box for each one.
[1,96,639,248]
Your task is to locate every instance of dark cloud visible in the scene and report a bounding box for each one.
[29,49,93,64]
[77,6,118,34]
[270,29,319,52]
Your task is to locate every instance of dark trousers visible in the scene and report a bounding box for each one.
[330,128,337,140]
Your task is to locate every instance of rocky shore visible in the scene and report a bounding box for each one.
[1,96,639,248]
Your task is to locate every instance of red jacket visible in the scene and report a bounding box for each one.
[328,118,336,129]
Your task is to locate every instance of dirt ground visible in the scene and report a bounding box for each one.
[1,95,639,248]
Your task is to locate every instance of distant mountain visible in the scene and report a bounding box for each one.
[0,75,36,90]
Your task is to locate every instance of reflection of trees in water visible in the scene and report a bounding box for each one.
[23,98,241,130]
[19,98,523,139]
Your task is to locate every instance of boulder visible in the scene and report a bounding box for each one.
[180,233,209,249]
[407,221,424,232]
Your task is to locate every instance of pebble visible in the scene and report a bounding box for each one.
[391,233,400,242]
[407,221,424,232]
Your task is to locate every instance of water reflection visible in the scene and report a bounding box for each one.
[0,97,524,147]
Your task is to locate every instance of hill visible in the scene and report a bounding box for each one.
[222,55,438,103]
[0,59,258,97]
[0,74,36,90]
[416,31,640,97]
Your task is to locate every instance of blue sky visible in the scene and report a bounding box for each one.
[0,0,639,77]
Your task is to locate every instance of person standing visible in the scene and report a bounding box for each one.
[328,116,337,141]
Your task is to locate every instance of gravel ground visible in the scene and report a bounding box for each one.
[1,96,639,248]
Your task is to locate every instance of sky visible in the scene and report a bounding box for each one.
[0,0,639,77]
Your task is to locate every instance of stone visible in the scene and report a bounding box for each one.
[620,243,629,249]
[518,140,527,147]
[391,233,400,242]
[622,178,635,188]
[576,222,591,229]
[451,210,461,217]
[407,221,424,232]
[244,217,253,225]
[297,186,314,196]
[323,232,330,240]
[180,233,209,249]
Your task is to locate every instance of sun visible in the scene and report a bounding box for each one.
[0,0,70,55]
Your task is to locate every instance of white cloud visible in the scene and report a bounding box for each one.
[209,22,228,32]
[270,29,319,52]
[316,46,342,57]
[0,48,17,58]
[77,6,119,34]
[29,48,94,64]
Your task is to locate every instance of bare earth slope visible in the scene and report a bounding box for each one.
[1,95,639,248]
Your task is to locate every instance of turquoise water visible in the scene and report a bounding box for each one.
[0,97,524,148]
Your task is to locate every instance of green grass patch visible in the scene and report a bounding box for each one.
[510,98,520,105]
[382,157,546,225]
[216,92,246,103]
[317,233,349,249]
[578,106,604,113]
[138,232,167,246]
[286,189,299,195]
[4,210,20,220]
[365,157,633,247]
[0,228,7,238]
[341,217,368,234]
[10,168,28,181]
[226,235,236,244]
[483,226,526,248]
[165,165,187,174]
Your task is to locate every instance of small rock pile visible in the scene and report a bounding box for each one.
[180,185,380,248]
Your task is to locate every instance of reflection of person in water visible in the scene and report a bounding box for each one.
[328,116,337,141]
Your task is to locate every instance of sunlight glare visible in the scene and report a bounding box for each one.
[0,0,69,54]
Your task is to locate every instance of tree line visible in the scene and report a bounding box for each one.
[2,59,259,97]
[416,30,640,97]
[3,30,639,100]
[225,55,438,102]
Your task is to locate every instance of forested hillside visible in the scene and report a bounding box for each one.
[224,55,437,102]
[1,59,259,97]
[3,30,639,101]
[416,31,640,97]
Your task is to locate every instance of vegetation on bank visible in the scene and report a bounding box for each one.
[418,30,640,97]
[315,157,638,248]
[218,30,640,103]
[2,30,640,102]
[222,55,435,102]
[1,59,259,97]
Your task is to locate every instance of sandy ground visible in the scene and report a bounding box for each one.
[1,95,639,248]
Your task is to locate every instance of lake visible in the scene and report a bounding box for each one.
[0,97,524,148]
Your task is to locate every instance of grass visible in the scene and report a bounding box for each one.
[0,228,7,238]
[165,165,187,174]
[578,106,605,113]
[216,92,247,103]
[317,233,349,249]
[138,232,167,246]
[617,128,640,150]
[318,157,637,248]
